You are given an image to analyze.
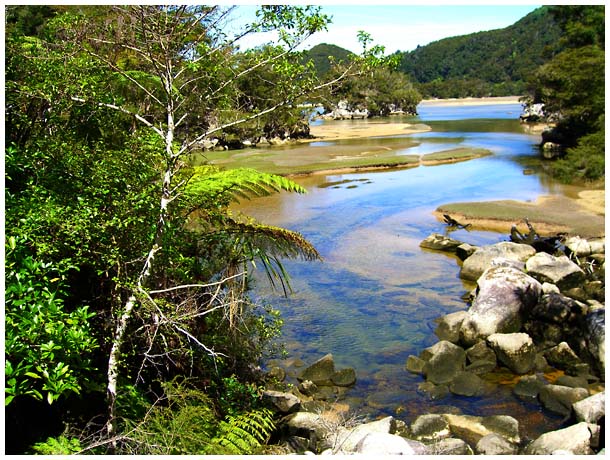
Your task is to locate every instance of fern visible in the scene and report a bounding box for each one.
[31,436,82,455]
[213,408,276,455]
[185,166,307,204]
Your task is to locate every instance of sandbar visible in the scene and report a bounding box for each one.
[419,96,523,107]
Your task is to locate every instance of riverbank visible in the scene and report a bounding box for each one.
[435,191,605,237]
[306,121,430,143]
[419,96,523,107]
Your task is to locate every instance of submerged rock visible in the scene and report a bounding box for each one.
[420,233,465,253]
[298,354,335,385]
[421,340,466,385]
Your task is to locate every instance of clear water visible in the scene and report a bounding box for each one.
[237,103,568,440]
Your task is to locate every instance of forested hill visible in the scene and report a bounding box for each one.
[302,43,354,75]
[396,6,563,98]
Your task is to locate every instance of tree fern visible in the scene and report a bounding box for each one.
[212,408,276,454]
[185,166,307,204]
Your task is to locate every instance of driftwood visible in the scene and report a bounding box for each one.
[443,214,472,230]
[510,219,564,254]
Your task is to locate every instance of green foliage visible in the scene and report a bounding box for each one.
[398,6,563,98]
[31,435,83,455]
[5,236,98,405]
[552,127,605,183]
[215,375,263,416]
[213,408,276,454]
[302,43,354,76]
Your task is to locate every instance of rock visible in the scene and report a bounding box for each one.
[526,252,585,291]
[524,422,595,455]
[465,360,497,374]
[460,242,536,281]
[539,384,589,416]
[330,368,356,387]
[514,374,546,399]
[428,438,473,455]
[406,355,426,374]
[420,233,465,253]
[355,432,428,455]
[417,381,449,400]
[263,390,301,414]
[555,374,589,389]
[460,266,542,346]
[583,308,605,376]
[298,380,318,397]
[530,292,577,323]
[588,238,605,255]
[542,142,562,159]
[564,236,593,257]
[466,340,497,364]
[542,282,561,294]
[476,433,518,455]
[572,391,605,423]
[442,413,520,445]
[283,411,331,441]
[490,256,526,272]
[487,333,537,374]
[456,243,478,261]
[449,371,486,396]
[410,414,451,442]
[544,341,584,374]
[434,311,468,343]
[298,354,335,385]
[332,416,395,453]
[421,341,466,385]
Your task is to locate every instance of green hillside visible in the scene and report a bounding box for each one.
[302,43,354,75]
[397,6,563,97]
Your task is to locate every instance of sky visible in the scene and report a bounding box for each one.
[231,4,542,54]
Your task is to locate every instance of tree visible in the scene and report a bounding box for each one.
[5,6,382,447]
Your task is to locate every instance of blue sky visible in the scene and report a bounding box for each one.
[232,4,541,53]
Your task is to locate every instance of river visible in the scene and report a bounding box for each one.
[237,102,568,440]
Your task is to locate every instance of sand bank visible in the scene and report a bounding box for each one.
[306,122,431,143]
[419,96,523,107]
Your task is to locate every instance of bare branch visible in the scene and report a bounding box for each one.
[148,271,244,294]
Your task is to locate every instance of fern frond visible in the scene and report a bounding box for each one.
[185,166,307,204]
[213,408,276,454]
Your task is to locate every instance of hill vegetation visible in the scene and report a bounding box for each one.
[397,6,563,98]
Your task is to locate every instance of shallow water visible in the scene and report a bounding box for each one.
[237,103,569,439]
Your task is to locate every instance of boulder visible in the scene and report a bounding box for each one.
[525,252,585,291]
[583,308,605,376]
[524,422,596,455]
[460,266,542,346]
[449,371,486,397]
[298,354,335,385]
[330,368,356,387]
[555,374,589,389]
[487,333,537,374]
[355,432,428,455]
[530,292,577,323]
[420,233,464,253]
[460,242,536,281]
[514,374,546,399]
[406,355,426,374]
[262,390,301,414]
[476,433,518,455]
[410,414,451,442]
[544,341,584,374]
[456,243,478,261]
[572,391,605,423]
[331,416,395,453]
[428,438,473,455]
[283,411,332,441]
[421,340,466,385]
[434,311,468,343]
[539,384,589,416]
[297,380,318,397]
[442,414,520,445]
[417,381,449,400]
[564,236,593,257]
[466,340,497,364]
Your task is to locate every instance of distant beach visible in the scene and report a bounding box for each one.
[418,96,523,106]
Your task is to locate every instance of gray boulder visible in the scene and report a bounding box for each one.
[449,371,486,397]
[460,242,536,281]
[355,432,428,455]
[487,333,537,374]
[514,374,546,399]
[421,340,466,385]
[524,422,596,455]
[420,233,464,253]
[330,368,356,387]
[331,416,395,453]
[410,414,451,442]
[460,266,542,346]
[434,311,468,343]
[406,355,426,375]
[298,354,335,385]
[544,341,584,374]
[539,384,589,416]
[456,243,478,261]
[583,308,605,376]
[476,433,518,455]
[428,438,474,455]
[572,391,605,423]
[442,414,520,446]
[526,252,585,291]
[262,390,301,414]
[565,236,593,257]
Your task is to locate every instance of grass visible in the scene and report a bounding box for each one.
[194,145,492,177]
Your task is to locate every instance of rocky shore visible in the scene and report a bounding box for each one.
[258,231,605,455]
